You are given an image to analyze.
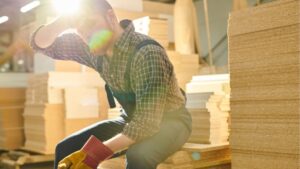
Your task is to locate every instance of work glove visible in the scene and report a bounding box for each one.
[58,135,113,169]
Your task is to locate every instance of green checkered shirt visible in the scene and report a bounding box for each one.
[31,20,185,141]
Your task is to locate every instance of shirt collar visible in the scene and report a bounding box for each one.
[113,19,135,55]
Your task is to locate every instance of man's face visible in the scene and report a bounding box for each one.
[76,11,114,55]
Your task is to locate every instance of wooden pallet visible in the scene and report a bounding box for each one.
[0,149,54,169]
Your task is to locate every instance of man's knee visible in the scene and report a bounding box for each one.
[55,137,79,158]
[125,146,158,169]
[55,139,69,159]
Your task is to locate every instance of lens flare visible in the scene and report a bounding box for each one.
[53,0,80,15]
[88,30,113,53]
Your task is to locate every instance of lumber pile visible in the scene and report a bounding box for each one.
[0,88,26,150]
[0,73,28,150]
[34,53,96,73]
[185,74,230,144]
[133,16,169,48]
[114,8,159,20]
[23,72,109,154]
[142,0,174,15]
[167,51,200,90]
[228,0,300,168]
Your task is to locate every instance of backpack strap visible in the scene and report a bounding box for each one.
[105,84,116,108]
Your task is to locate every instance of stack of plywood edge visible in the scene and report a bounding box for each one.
[228,0,300,168]
[167,51,200,90]
[23,72,109,154]
[0,73,28,150]
[186,74,230,144]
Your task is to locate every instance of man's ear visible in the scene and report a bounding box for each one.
[106,9,118,30]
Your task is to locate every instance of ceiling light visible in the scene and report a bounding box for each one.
[20,0,41,13]
[0,16,9,24]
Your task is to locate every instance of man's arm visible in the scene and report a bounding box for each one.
[34,17,69,48]
[103,134,135,152]
[31,17,98,69]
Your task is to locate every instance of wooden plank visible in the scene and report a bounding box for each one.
[228,0,299,36]
[0,150,54,169]
[232,0,248,11]
[192,157,231,168]
[143,1,174,15]
[114,8,158,20]
[0,73,29,88]
[182,143,229,153]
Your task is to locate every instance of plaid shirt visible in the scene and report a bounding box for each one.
[31,20,185,142]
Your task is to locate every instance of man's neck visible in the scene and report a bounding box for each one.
[106,25,124,57]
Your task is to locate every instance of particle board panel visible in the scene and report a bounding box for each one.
[228,0,299,36]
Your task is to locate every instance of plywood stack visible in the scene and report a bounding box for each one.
[133,16,169,48]
[24,72,109,154]
[186,74,230,144]
[114,8,159,21]
[0,88,26,150]
[167,51,199,90]
[228,0,300,168]
[23,104,65,154]
[34,52,96,73]
[142,0,174,15]
[205,93,230,144]
[0,73,28,150]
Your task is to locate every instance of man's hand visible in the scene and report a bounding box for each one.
[58,135,113,169]
[58,150,87,169]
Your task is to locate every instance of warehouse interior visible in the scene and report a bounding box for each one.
[0,0,298,168]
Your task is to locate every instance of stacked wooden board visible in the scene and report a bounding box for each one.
[23,72,109,154]
[133,16,169,48]
[0,73,28,150]
[186,74,230,144]
[34,53,96,73]
[114,8,159,21]
[23,104,64,154]
[228,0,300,168]
[167,51,200,90]
[142,0,174,15]
[0,88,26,150]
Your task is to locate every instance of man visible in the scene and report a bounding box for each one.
[31,0,192,168]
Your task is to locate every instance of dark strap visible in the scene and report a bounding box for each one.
[124,39,163,89]
[105,84,116,108]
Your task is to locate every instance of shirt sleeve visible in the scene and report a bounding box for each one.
[122,45,171,142]
[30,26,98,69]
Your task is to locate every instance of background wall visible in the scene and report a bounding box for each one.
[194,0,272,68]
